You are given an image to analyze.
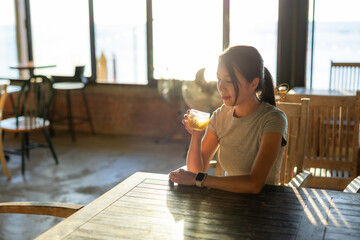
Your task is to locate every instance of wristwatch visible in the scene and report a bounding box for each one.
[195,172,207,187]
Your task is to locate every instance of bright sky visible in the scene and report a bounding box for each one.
[311,0,360,22]
[0,1,15,24]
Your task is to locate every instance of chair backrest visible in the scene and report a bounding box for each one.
[277,98,310,185]
[284,92,360,189]
[329,61,360,91]
[74,65,85,77]
[52,66,87,84]
[15,75,54,122]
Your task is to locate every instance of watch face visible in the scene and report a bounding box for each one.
[195,173,206,181]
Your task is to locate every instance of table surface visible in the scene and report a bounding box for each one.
[36,172,360,240]
[9,63,56,70]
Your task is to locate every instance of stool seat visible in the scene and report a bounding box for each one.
[53,82,85,90]
[7,85,22,94]
[50,66,94,142]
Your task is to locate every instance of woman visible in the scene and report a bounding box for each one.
[169,45,287,194]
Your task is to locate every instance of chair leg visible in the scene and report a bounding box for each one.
[21,133,26,175]
[66,90,76,142]
[0,134,11,179]
[43,128,58,164]
[82,90,95,135]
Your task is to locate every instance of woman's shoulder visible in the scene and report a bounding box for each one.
[212,104,232,116]
[262,102,286,115]
[210,104,232,128]
[260,102,287,123]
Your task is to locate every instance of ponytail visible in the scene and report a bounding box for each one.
[257,67,276,106]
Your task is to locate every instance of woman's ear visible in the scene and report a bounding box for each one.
[250,77,260,91]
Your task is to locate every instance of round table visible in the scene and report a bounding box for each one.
[10,63,56,76]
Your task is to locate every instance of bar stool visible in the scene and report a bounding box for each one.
[51,66,95,142]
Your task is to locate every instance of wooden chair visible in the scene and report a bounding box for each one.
[51,66,95,142]
[0,202,83,218]
[0,75,58,175]
[0,80,11,179]
[206,98,312,188]
[277,98,311,187]
[284,92,360,190]
[329,61,360,91]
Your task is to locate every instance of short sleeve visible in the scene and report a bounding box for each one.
[262,110,288,146]
[208,108,219,137]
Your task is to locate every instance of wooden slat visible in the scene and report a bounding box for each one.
[305,177,352,190]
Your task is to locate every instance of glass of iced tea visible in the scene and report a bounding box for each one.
[187,109,210,131]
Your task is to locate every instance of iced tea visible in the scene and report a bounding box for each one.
[187,109,210,131]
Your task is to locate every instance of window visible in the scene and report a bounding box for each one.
[93,0,147,84]
[230,0,279,82]
[152,0,223,81]
[307,0,360,89]
[6,1,299,87]
[29,0,91,77]
[0,0,18,78]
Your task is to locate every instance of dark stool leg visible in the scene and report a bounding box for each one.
[81,90,95,134]
[21,133,26,175]
[9,94,16,116]
[9,95,19,138]
[66,90,76,142]
[43,128,58,164]
[25,132,30,160]
[49,91,57,137]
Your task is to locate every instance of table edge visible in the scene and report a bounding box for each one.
[35,172,168,240]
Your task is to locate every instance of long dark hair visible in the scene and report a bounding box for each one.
[218,45,276,106]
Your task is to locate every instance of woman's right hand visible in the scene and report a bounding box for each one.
[182,109,205,136]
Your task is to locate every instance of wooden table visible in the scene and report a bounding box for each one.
[36,172,360,240]
[288,87,356,96]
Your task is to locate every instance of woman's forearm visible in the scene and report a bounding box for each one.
[202,175,264,194]
[186,133,206,173]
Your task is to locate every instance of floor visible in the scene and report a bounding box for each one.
[0,131,188,240]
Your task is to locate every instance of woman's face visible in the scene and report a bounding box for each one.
[216,63,256,106]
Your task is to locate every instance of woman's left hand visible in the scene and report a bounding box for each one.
[169,168,197,186]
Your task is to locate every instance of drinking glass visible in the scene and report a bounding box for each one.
[187,109,210,131]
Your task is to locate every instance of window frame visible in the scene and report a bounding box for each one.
[15,0,308,88]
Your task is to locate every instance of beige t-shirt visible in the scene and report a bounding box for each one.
[207,102,287,185]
